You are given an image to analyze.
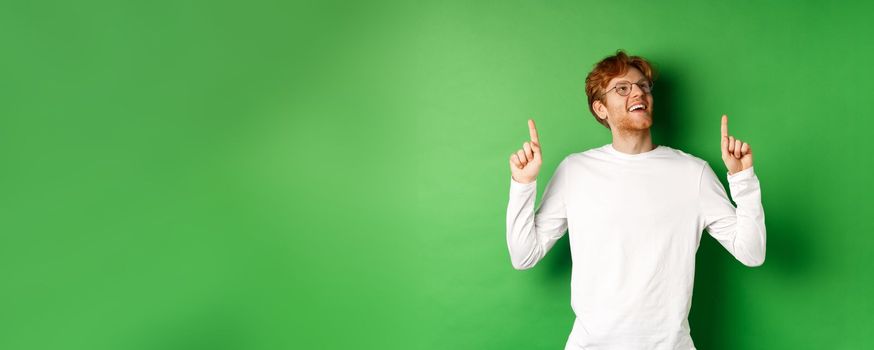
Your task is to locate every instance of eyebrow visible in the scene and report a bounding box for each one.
[614,79,649,84]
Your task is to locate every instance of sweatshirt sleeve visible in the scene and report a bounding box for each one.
[505,159,569,270]
[698,163,767,267]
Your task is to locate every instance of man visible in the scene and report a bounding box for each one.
[505,50,766,349]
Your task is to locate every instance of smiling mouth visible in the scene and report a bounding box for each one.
[628,103,647,112]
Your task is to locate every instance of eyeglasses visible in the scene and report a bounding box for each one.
[600,80,653,97]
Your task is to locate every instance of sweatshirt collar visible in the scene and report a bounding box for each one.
[604,143,664,159]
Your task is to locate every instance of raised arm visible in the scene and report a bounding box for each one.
[700,115,766,266]
[506,119,569,270]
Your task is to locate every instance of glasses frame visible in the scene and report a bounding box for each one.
[598,80,654,98]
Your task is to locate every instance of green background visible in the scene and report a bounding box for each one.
[2,0,873,349]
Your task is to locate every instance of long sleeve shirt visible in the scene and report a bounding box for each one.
[506,143,766,350]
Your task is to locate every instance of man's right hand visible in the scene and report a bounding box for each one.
[508,119,542,184]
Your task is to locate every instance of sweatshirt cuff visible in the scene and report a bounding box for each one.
[510,177,536,190]
[727,166,755,182]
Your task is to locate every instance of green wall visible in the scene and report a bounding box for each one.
[2,0,873,349]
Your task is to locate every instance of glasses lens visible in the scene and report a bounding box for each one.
[615,82,631,96]
[641,81,652,93]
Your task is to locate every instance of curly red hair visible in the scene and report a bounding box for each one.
[585,50,656,129]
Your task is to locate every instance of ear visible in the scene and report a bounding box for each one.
[593,100,608,120]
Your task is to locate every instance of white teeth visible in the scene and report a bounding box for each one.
[628,104,646,112]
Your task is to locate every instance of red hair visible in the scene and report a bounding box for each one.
[585,50,656,129]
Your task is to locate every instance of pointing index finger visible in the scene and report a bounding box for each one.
[721,115,729,138]
[528,119,539,144]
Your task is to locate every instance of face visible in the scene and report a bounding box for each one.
[593,67,654,131]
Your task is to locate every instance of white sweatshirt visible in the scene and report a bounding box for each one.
[506,143,766,350]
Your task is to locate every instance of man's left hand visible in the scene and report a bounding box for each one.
[721,114,754,175]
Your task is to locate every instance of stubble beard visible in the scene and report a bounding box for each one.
[614,112,653,135]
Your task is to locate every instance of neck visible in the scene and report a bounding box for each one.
[610,129,655,155]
